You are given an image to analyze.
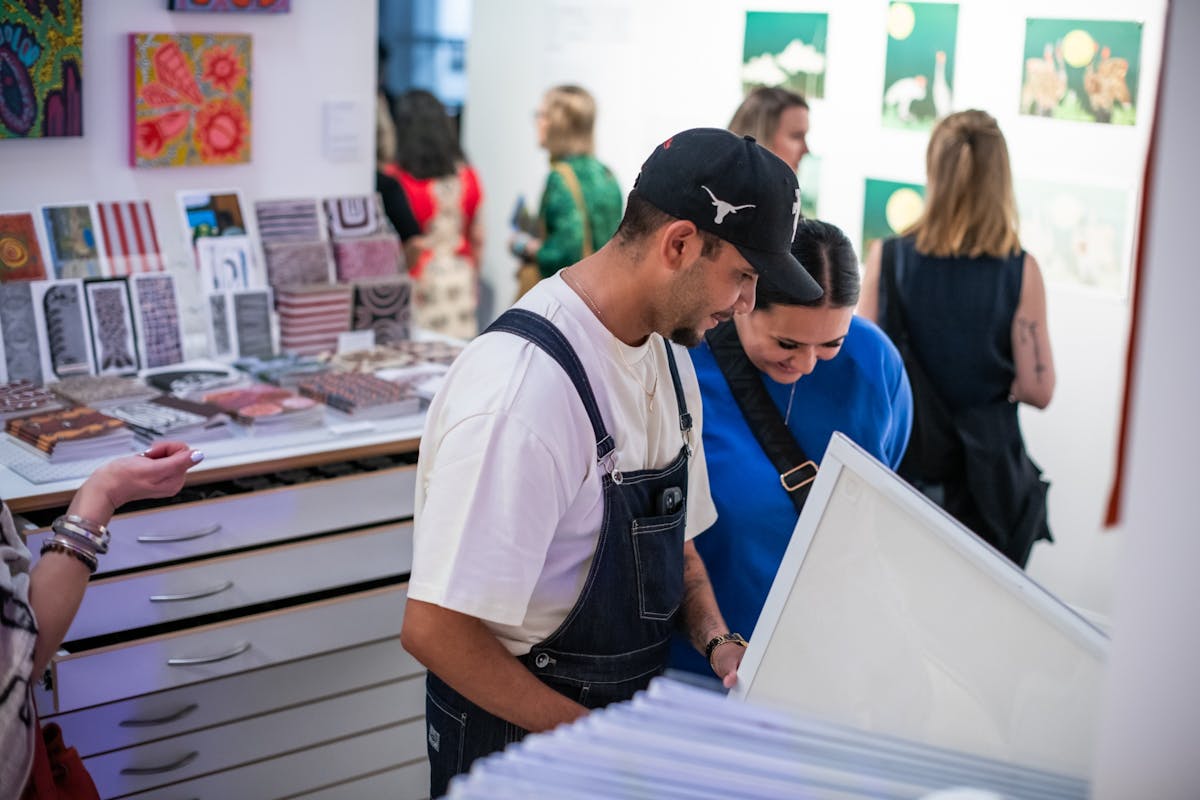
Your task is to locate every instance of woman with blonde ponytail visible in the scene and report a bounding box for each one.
[859,109,1055,568]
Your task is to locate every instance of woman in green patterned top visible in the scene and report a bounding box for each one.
[512,85,624,290]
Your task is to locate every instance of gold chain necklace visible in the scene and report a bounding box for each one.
[783,380,798,427]
[564,267,659,409]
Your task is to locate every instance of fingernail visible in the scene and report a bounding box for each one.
[138,450,148,457]
[190,450,205,463]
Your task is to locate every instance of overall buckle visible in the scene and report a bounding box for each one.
[780,461,818,492]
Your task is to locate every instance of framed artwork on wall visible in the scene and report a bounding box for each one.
[169,0,290,12]
[741,11,828,100]
[881,2,959,132]
[1020,18,1143,125]
[861,178,926,257]
[129,32,252,166]
[0,0,82,138]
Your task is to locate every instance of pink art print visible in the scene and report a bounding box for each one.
[169,0,290,12]
[129,33,251,167]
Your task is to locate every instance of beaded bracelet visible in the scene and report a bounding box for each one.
[41,537,99,573]
[52,515,110,554]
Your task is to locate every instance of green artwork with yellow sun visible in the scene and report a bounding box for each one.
[862,178,925,258]
[130,33,252,167]
[1020,18,1142,126]
[881,2,958,132]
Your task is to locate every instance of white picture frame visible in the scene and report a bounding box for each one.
[732,433,1109,779]
[38,201,109,279]
[83,277,140,375]
[128,273,186,369]
[29,278,96,382]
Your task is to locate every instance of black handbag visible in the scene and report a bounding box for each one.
[880,238,963,483]
[705,321,817,514]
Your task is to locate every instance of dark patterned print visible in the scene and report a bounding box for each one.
[42,282,92,378]
[353,277,412,345]
[132,274,184,368]
[233,290,273,358]
[87,282,138,373]
[209,293,233,356]
[0,282,43,383]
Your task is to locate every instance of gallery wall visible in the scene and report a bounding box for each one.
[464,0,1166,616]
[0,0,378,352]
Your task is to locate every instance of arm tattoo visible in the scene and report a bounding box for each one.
[681,548,721,652]
[1017,317,1048,382]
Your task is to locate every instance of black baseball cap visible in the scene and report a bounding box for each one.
[633,128,822,303]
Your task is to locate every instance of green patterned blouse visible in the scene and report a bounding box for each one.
[536,154,624,278]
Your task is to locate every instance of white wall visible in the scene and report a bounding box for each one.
[0,0,377,351]
[465,0,1164,617]
[1092,1,1200,792]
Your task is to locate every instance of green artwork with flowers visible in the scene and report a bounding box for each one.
[742,11,828,99]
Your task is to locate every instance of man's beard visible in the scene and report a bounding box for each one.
[668,325,703,348]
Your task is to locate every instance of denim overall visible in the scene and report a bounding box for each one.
[424,309,693,796]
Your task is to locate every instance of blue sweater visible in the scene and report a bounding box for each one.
[670,316,913,677]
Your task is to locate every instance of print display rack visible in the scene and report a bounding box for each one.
[2,408,433,798]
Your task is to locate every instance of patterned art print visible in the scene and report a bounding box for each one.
[34,279,94,380]
[353,278,412,345]
[179,189,248,243]
[263,240,333,288]
[197,235,256,290]
[881,2,959,132]
[233,289,274,358]
[85,279,139,375]
[41,204,104,279]
[170,0,290,11]
[0,212,48,282]
[0,0,83,138]
[333,235,402,281]
[130,33,252,167]
[742,11,828,99]
[1020,18,1143,126]
[130,273,184,368]
[0,281,43,383]
[207,292,234,357]
[97,201,165,275]
[255,198,323,243]
[324,195,382,239]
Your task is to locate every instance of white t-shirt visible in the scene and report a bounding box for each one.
[410,274,718,656]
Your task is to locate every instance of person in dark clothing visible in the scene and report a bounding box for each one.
[858,109,1056,567]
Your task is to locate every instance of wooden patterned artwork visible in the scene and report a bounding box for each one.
[129,32,252,167]
[0,0,83,138]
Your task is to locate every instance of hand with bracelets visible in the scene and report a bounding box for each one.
[29,441,204,675]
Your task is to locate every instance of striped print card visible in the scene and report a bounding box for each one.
[96,201,165,275]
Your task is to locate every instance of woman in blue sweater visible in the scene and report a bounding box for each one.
[670,219,913,678]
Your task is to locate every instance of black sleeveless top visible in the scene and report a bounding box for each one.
[879,235,1024,413]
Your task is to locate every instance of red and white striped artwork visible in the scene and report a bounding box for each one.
[96,201,165,275]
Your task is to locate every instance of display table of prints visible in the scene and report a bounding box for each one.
[446,678,1089,800]
[202,384,323,431]
[108,396,234,444]
[50,374,159,408]
[0,380,64,422]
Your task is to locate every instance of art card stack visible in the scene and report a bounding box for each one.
[202,384,323,431]
[233,353,330,388]
[324,195,404,282]
[6,406,137,463]
[446,677,1089,800]
[128,273,185,368]
[296,372,421,420]
[109,396,233,445]
[206,288,275,360]
[352,276,412,345]
[275,283,353,356]
[144,367,245,399]
[0,380,65,423]
[255,198,334,289]
[50,374,159,408]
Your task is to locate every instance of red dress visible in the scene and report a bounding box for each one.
[387,164,482,279]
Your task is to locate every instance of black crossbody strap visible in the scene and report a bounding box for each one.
[705,320,816,514]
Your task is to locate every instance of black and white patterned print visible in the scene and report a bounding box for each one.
[353,277,412,345]
[0,282,42,384]
[86,281,138,374]
[255,198,323,243]
[324,195,382,239]
[42,283,93,379]
[209,293,233,357]
[233,290,274,358]
[263,240,334,288]
[132,274,184,368]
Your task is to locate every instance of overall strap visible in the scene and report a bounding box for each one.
[484,308,615,465]
[661,342,693,444]
[704,320,815,513]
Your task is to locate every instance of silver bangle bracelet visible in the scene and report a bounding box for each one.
[53,517,110,554]
[41,535,99,573]
[62,513,111,541]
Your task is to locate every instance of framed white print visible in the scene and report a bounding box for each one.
[128,273,185,369]
[231,287,274,359]
[732,433,1109,779]
[84,278,140,375]
[29,278,95,382]
[206,292,237,360]
[196,234,258,291]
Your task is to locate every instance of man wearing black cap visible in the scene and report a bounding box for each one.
[402,128,821,795]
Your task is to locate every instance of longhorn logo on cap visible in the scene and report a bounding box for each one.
[701,186,755,225]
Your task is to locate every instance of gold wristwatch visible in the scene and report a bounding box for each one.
[705,632,748,671]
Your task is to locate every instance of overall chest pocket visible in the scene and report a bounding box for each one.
[630,508,686,621]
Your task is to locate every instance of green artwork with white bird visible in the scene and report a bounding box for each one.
[880,2,958,132]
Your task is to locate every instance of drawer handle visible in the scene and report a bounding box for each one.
[150,580,235,603]
[166,641,250,667]
[120,750,198,776]
[137,523,222,544]
[119,703,199,728]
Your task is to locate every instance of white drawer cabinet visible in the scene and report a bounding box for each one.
[14,445,435,799]
[25,464,417,575]
[45,637,422,757]
[85,675,426,798]
[64,522,413,641]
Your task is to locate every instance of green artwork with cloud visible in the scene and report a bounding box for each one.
[742,11,828,99]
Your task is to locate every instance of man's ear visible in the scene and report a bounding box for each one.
[658,220,700,273]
